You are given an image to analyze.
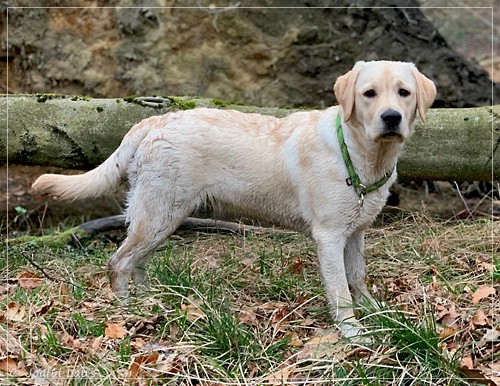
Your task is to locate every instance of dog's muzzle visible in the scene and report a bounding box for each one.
[380,109,403,138]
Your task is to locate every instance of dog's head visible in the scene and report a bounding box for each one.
[334,60,436,143]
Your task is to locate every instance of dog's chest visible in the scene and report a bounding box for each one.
[344,190,389,232]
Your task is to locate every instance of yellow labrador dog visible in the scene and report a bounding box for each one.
[33,60,436,337]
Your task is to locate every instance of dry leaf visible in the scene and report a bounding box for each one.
[283,331,303,347]
[181,296,205,321]
[297,332,342,360]
[89,335,104,354]
[17,271,43,292]
[131,338,146,350]
[5,302,25,322]
[436,303,461,326]
[58,331,82,350]
[306,334,340,346]
[478,261,495,273]
[34,301,53,317]
[460,366,497,386]
[105,322,128,339]
[439,326,457,339]
[237,307,258,326]
[471,310,490,327]
[264,364,296,385]
[0,356,28,376]
[129,351,160,381]
[290,260,304,274]
[156,353,184,375]
[482,328,500,341]
[461,355,474,369]
[472,286,496,304]
[0,356,18,373]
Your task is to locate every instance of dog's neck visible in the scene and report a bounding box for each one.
[342,119,404,185]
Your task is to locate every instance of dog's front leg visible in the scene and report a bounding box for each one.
[344,230,376,306]
[313,228,362,337]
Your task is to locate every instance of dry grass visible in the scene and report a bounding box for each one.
[0,208,498,385]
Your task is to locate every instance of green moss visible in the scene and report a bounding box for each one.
[35,93,61,103]
[211,98,246,108]
[123,95,136,103]
[7,227,92,248]
[211,99,232,108]
[70,95,91,102]
[166,96,197,110]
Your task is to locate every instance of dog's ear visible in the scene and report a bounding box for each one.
[412,67,437,121]
[334,61,364,122]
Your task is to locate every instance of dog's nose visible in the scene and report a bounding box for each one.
[381,109,402,129]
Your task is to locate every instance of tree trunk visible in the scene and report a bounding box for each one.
[1,94,498,181]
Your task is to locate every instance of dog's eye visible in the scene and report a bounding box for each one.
[363,89,376,98]
[398,88,411,97]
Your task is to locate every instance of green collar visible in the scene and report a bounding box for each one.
[336,114,394,198]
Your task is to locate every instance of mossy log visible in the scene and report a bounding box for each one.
[7,215,273,247]
[1,94,498,181]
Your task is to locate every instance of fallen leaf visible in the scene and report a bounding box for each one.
[264,364,297,385]
[258,301,290,326]
[105,322,128,339]
[34,301,53,317]
[237,307,258,326]
[472,286,496,304]
[478,261,495,273]
[5,302,25,322]
[17,271,43,292]
[436,303,461,326]
[471,310,490,327]
[130,338,146,350]
[181,296,205,321]
[89,335,104,354]
[283,331,303,347]
[459,366,496,386]
[306,333,340,346]
[0,356,18,373]
[297,332,343,360]
[482,328,500,342]
[461,355,474,369]
[439,326,457,339]
[129,351,159,381]
[58,331,82,350]
[290,260,304,274]
[156,353,184,375]
[0,356,28,376]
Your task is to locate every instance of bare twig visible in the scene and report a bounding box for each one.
[23,253,86,291]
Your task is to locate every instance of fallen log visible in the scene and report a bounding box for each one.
[7,215,275,247]
[0,94,498,181]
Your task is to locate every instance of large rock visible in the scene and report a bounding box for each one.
[1,0,497,108]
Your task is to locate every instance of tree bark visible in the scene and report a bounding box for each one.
[1,94,498,181]
[6,215,275,247]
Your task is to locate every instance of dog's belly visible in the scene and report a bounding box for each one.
[201,192,310,233]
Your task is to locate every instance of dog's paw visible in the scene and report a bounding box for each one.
[338,320,373,346]
[338,320,363,338]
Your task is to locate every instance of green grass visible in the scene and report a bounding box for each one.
[1,212,497,384]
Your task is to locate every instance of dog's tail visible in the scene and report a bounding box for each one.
[32,120,150,201]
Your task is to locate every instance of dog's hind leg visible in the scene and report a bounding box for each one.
[107,183,194,300]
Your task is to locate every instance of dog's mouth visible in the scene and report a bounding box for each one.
[377,131,405,142]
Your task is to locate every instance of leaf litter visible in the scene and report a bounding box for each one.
[0,210,498,384]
